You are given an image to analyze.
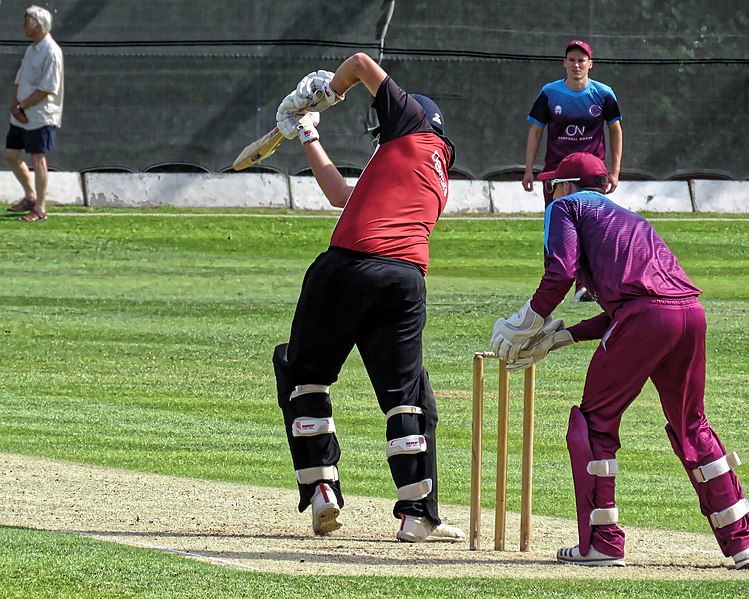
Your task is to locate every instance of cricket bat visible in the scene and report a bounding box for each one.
[233,127,285,171]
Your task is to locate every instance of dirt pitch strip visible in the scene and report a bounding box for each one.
[1,453,745,581]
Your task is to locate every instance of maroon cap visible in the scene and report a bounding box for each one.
[566,39,592,58]
[538,152,608,189]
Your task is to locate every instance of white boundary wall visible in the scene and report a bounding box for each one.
[0,171,84,205]
[1,171,748,213]
[84,173,289,209]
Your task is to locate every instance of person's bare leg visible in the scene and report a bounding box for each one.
[30,153,48,214]
[3,148,36,202]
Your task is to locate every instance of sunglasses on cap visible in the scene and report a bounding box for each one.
[544,177,581,193]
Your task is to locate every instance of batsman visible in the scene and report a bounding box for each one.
[490,152,749,568]
[272,53,464,543]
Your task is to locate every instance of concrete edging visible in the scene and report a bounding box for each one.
[0,171,84,205]
[84,172,289,208]
[1,171,747,213]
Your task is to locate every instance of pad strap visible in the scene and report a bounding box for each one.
[386,435,426,458]
[291,416,336,437]
[693,451,742,483]
[397,478,433,501]
[590,507,619,526]
[295,465,338,485]
[290,384,330,400]
[710,498,749,529]
[385,405,424,420]
[587,459,619,477]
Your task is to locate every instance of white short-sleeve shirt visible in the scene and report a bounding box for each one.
[13,34,64,130]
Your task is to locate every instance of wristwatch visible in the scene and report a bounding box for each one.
[16,104,24,111]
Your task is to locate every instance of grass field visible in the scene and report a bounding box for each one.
[1,209,748,597]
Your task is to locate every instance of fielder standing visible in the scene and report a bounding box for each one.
[523,40,622,301]
[271,53,464,543]
[490,152,749,568]
[523,40,622,203]
[4,5,64,222]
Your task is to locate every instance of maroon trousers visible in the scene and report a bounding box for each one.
[579,296,749,558]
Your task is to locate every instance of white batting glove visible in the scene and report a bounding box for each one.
[276,70,344,121]
[505,319,574,371]
[276,90,309,121]
[277,111,320,140]
[297,112,319,144]
[295,70,338,104]
[490,300,548,362]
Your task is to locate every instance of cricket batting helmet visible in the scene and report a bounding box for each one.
[410,94,445,135]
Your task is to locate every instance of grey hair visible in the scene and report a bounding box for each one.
[26,5,53,33]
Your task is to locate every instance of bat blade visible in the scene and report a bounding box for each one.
[233,127,285,171]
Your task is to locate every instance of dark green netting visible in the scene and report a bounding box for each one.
[1,0,747,179]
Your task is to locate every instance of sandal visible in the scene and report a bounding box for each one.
[19,211,48,222]
[7,197,36,213]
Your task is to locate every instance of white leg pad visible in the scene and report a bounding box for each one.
[693,451,741,483]
[385,405,424,419]
[292,416,336,437]
[386,435,427,458]
[290,384,330,400]
[397,478,433,501]
[710,498,749,529]
[590,507,619,526]
[296,465,338,485]
[587,459,619,477]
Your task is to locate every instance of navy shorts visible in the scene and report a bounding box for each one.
[5,124,56,154]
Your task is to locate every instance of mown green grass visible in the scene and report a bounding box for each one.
[2,526,747,599]
[0,211,747,595]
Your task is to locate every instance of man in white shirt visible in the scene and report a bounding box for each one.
[4,5,64,222]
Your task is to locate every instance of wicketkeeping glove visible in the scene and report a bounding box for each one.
[490,299,548,362]
[277,111,320,140]
[505,318,574,371]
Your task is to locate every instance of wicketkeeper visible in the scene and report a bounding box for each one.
[490,152,749,568]
[272,53,464,543]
